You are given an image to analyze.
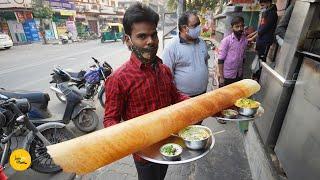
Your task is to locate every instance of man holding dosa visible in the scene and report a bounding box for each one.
[103,3,189,180]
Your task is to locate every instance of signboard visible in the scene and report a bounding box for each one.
[22,19,40,41]
[14,11,33,23]
[60,10,76,16]
[49,0,75,10]
[100,5,116,14]
[0,21,10,34]
[66,20,76,32]
[0,0,32,8]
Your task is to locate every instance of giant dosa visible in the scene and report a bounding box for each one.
[47,79,260,174]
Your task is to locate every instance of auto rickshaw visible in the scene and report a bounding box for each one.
[101,23,124,43]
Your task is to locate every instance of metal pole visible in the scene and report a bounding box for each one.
[177,0,185,36]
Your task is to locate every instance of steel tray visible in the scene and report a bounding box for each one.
[215,106,264,121]
[137,135,215,165]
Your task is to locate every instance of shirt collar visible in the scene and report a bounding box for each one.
[231,32,245,41]
[179,34,200,44]
[130,53,162,70]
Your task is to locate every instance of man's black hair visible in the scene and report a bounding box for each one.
[122,2,159,36]
[231,16,245,26]
[178,11,198,32]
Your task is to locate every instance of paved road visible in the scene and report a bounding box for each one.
[0,39,252,180]
[0,40,130,179]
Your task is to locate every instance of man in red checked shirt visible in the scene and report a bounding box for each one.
[103,3,188,180]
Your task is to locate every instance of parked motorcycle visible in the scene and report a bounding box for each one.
[59,34,69,44]
[0,98,75,173]
[0,88,51,120]
[50,57,112,107]
[0,83,99,133]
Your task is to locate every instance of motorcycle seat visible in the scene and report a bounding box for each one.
[65,70,86,82]
[58,83,83,98]
[0,89,50,107]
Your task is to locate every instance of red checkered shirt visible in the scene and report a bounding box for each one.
[104,53,189,162]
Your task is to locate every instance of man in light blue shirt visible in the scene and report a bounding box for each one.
[162,11,209,97]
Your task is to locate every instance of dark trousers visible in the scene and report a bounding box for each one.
[134,160,168,180]
[224,77,242,86]
[253,43,271,80]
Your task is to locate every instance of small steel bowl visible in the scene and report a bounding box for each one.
[222,109,239,119]
[160,143,183,161]
[178,125,212,150]
[238,106,259,117]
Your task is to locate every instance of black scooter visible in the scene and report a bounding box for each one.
[0,83,99,133]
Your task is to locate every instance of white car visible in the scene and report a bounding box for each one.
[0,33,13,49]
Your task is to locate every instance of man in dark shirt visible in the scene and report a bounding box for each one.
[103,3,188,180]
[255,0,278,60]
[248,0,278,80]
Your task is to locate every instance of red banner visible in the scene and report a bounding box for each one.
[15,12,25,23]
[14,11,33,23]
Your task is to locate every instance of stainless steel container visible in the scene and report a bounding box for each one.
[222,109,238,119]
[179,125,212,150]
[160,143,183,161]
[238,107,259,117]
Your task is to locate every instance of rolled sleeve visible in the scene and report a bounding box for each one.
[103,75,125,128]
[218,38,229,61]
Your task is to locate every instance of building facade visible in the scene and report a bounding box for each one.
[0,0,40,44]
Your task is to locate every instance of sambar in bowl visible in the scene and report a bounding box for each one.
[178,125,212,150]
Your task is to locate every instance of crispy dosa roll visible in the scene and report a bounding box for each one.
[47,79,260,174]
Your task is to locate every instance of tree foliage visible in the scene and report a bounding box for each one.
[166,0,178,12]
[31,0,54,44]
[167,0,218,12]
[33,6,54,19]
[32,0,54,19]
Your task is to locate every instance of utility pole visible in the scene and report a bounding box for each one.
[40,0,48,44]
[177,0,186,17]
[177,0,185,32]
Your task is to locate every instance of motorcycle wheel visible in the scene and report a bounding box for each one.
[29,127,75,174]
[73,110,99,133]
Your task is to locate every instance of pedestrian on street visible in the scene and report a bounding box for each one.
[162,11,209,119]
[103,3,189,180]
[162,11,209,98]
[217,16,248,124]
[248,0,278,81]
